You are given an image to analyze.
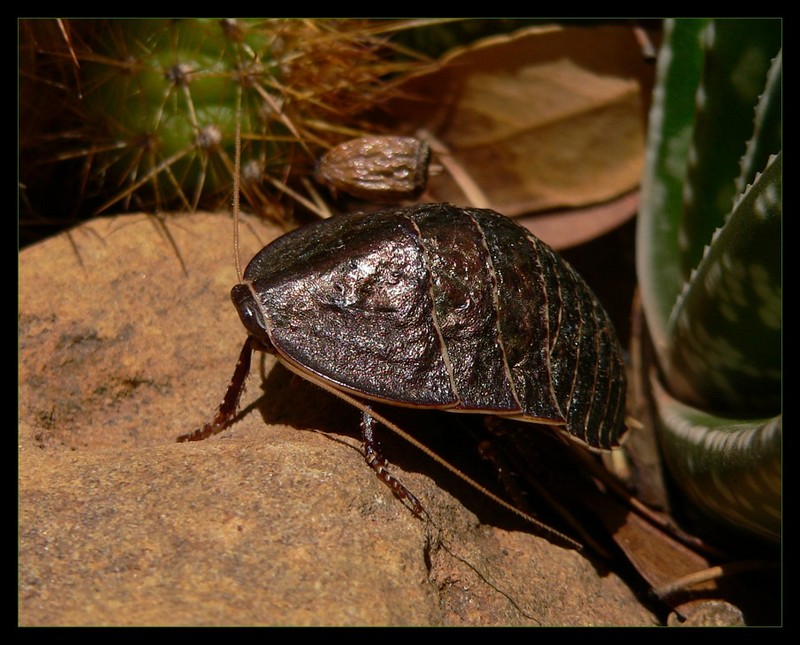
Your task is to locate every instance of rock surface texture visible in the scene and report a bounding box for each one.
[19,212,657,626]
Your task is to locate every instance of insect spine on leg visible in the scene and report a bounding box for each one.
[361,411,425,517]
[177,336,254,443]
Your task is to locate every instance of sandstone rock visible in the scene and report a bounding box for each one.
[19,212,656,626]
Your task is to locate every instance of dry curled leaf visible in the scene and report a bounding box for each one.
[515,190,640,250]
[378,23,655,245]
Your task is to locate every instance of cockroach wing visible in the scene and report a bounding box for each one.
[466,209,627,450]
[240,203,627,449]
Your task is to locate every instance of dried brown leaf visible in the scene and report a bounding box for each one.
[515,190,639,250]
[381,23,654,229]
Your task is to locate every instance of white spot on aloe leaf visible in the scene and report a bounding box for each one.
[665,124,694,179]
[695,83,708,111]
[749,264,781,329]
[704,21,716,49]
[731,46,771,102]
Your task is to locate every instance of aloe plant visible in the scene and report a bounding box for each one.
[637,18,781,543]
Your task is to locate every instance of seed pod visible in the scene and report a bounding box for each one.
[231,203,627,450]
[314,135,430,202]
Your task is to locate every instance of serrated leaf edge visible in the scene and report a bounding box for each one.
[736,49,782,196]
[666,152,780,335]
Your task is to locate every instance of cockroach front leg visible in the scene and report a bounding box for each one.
[178,336,254,442]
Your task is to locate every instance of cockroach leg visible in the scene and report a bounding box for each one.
[178,336,254,442]
[361,409,426,518]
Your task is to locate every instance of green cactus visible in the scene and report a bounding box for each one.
[637,18,781,543]
[20,19,417,228]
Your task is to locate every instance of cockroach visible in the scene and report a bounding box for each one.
[179,198,627,548]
